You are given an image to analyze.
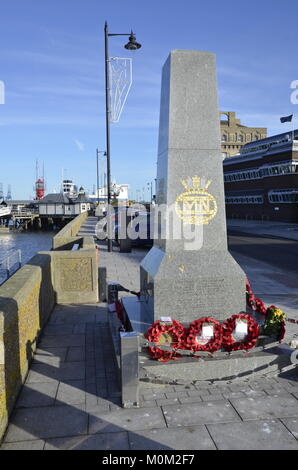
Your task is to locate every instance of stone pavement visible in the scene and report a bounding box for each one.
[0,218,298,450]
[1,301,298,450]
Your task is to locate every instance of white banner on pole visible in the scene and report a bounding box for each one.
[109,57,132,123]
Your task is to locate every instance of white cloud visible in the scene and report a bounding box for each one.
[74,139,85,151]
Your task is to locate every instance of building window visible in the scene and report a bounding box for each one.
[225,194,263,204]
[221,134,227,142]
[268,189,298,204]
[224,161,298,183]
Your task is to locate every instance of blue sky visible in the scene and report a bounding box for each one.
[0,0,297,200]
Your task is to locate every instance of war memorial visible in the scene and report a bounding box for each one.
[0,49,297,451]
[113,50,297,406]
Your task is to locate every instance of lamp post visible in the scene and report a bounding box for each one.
[104,21,141,252]
[147,182,153,203]
[96,149,106,206]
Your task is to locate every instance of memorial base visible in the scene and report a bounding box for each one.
[139,347,294,384]
[117,297,295,386]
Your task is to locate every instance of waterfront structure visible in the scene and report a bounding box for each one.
[35,178,45,200]
[220,111,267,158]
[38,193,92,217]
[0,200,10,218]
[7,200,38,214]
[223,129,298,222]
[88,183,129,204]
[61,179,78,197]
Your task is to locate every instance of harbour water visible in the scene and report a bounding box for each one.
[0,231,54,284]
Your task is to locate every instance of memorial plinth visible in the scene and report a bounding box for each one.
[140,50,246,322]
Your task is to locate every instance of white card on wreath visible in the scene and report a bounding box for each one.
[202,324,214,338]
[235,319,248,335]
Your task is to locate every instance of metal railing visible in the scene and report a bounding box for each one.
[0,249,22,285]
[10,208,39,216]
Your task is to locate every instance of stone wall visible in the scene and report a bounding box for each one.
[52,212,88,250]
[0,214,98,441]
[0,254,55,440]
[45,238,99,304]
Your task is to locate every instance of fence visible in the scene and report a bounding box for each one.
[0,250,22,285]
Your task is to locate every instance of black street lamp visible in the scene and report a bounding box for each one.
[147,181,153,203]
[96,149,106,206]
[104,21,142,252]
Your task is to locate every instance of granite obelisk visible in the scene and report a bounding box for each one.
[140,50,246,322]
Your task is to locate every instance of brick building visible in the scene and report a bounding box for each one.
[220,111,267,158]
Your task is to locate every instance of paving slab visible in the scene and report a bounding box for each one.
[38,334,85,348]
[66,347,85,362]
[128,425,216,450]
[26,362,85,382]
[281,418,298,440]
[44,432,130,450]
[230,395,298,420]
[43,325,74,336]
[179,396,203,404]
[34,347,68,364]
[16,381,59,408]
[207,419,298,450]
[3,405,88,442]
[88,407,166,434]
[55,380,86,406]
[0,440,45,450]
[162,400,240,427]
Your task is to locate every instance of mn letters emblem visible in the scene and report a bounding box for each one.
[175,176,218,225]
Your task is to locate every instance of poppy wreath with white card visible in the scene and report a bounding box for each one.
[222,313,259,351]
[185,317,223,353]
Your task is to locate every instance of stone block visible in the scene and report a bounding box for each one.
[280,418,298,440]
[3,405,88,442]
[230,395,298,420]
[88,407,166,434]
[44,431,130,450]
[128,425,216,450]
[49,248,98,304]
[16,381,59,408]
[1,440,45,450]
[207,419,298,450]
[162,400,240,427]
[55,380,86,406]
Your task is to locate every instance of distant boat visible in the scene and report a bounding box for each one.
[0,206,11,217]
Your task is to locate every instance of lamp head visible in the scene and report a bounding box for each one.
[124,31,141,50]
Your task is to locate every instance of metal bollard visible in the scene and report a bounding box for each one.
[107,282,120,304]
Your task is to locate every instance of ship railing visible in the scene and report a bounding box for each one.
[0,249,22,285]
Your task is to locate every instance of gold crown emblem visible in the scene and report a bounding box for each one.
[180,176,212,193]
[175,175,218,226]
